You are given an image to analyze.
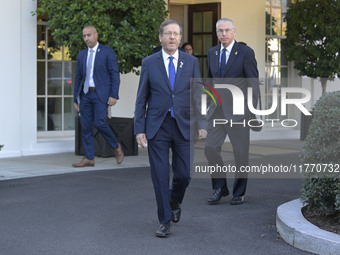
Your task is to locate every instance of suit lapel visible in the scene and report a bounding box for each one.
[156,51,173,92]
[211,45,220,77]
[82,50,88,74]
[93,43,102,70]
[173,51,184,92]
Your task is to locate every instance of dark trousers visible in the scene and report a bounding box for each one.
[204,107,250,197]
[148,114,191,224]
[79,90,118,160]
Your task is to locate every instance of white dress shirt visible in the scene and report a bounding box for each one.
[162,49,179,77]
[219,39,235,65]
[87,42,99,87]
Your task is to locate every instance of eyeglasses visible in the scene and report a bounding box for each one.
[162,32,181,38]
[217,29,234,35]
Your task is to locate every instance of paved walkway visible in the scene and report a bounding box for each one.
[0,139,302,180]
[0,139,314,255]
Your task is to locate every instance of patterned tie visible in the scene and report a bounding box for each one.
[83,49,94,94]
[220,48,227,77]
[168,56,176,118]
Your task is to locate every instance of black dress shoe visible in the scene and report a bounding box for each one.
[208,187,229,204]
[170,200,181,223]
[230,196,245,205]
[155,222,171,237]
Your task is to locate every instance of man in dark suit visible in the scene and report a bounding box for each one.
[204,18,259,205]
[72,25,124,167]
[134,20,207,237]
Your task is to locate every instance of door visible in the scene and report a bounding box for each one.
[188,3,220,76]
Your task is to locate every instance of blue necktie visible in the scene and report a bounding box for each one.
[220,48,227,77]
[83,49,94,94]
[168,56,176,118]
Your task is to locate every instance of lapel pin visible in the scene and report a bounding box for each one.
[98,48,100,52]
[180,61,183,68]
[215,51,218,56]
[235,51,238,55]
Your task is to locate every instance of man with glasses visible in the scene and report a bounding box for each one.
[204,18,259,205]
[134,20,207,237]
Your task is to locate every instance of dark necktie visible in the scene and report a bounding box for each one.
[220,48,227,77]
[168,56,176,118]
[84,49,94,94]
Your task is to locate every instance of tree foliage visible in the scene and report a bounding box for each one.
[34,0,168,74]
[283,0,340,94]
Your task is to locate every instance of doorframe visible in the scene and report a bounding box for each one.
[188,3,220,75]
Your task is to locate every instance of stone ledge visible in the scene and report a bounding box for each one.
[276,199,340,255]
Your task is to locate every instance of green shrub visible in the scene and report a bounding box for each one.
[301,91,340,215]
[0,145,3,151]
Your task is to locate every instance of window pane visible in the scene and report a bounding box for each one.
[203,11,213,32]
[281,40,288,66]
[268,38,279,66]
[63,46,72,61]
[47,29,62,60]
[48,62,62,95]
[204,34,213,55]
[48,98,62,131]
[266,8,271,35]
[201,57,207,77]
[64,62,76,95]
[282,8,287,36]
[281,68,288,84]
[272,8,282,36]
[37,98,45,131]
[193,12,203,33]
[64,98,75,130]
[37,25,46,60]
[272,0,281,7]
[37,62,45,95]
[193,35,203,55]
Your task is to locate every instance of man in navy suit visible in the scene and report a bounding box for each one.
[134,20,207,237]
[204,18,259,205]
[72,25,124,167]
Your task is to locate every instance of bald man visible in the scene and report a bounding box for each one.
[73,25,124,167]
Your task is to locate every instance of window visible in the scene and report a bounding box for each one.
[37,22,76,133]
[188,3,219,76]
[265,0,290,120]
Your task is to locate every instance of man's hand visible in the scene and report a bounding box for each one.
[74,103,79,112]
[108,97,117,106]
[136,133,148,148]
[198,129,208,139]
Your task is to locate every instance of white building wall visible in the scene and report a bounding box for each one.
[0,0,24,157]
[20,0,39,156]
[221,0,265,79]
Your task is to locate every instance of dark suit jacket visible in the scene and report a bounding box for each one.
[207,41,259,121]
[73,43,120,104]
[134,50,204,140]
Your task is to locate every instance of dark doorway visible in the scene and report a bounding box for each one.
[188,3,220,76]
